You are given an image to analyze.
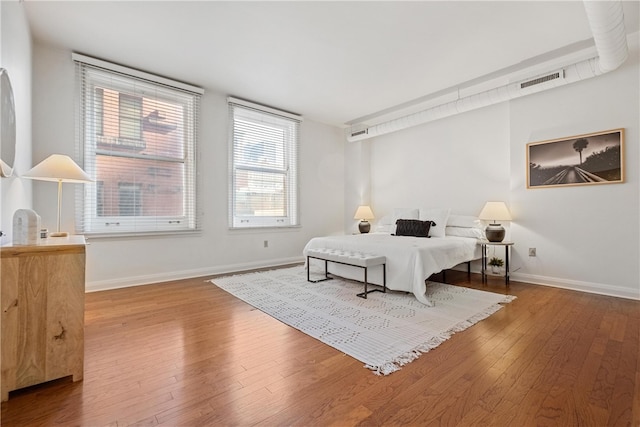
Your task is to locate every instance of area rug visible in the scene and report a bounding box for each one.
[210,266,516,375]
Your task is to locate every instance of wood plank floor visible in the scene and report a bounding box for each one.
[2,267,639,426]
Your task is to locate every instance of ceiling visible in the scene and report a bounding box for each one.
[23,1,640,128]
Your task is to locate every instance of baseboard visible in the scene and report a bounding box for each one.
[85,256,305,292]
[450,264,639,301]
[510,272,640,301]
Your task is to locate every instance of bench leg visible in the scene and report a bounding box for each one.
[356,264,387,299]
[307,257,333,283]
[383,263,387,293]
[364,267,368,297]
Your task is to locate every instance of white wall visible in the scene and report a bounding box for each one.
[344,140,372,234]
[366,101,511,222]
[346,34,640,301]
[510,34,640,300]
[32,43,345,291]
[0,1,33,243]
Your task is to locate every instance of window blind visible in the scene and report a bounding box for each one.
[228,97,301,229]
[74,54,202,235]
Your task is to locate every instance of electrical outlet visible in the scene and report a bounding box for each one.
[529,248,536,257]
[264,240,269,248]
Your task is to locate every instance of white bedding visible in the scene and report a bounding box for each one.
[303,233,479,306]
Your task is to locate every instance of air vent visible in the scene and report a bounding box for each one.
[351,129,368,137]
[520,71,564,89]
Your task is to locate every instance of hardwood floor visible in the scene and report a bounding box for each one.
[2,267,639,426]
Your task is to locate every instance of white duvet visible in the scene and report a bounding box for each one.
[303,233,479,306]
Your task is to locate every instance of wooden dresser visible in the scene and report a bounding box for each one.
[1,236,86,401]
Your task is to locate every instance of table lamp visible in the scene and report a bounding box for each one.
[478,201,512,242]
[354,205,375,234]
[23,154,92,237]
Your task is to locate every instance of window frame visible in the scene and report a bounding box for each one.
[228,97,302,229]
[74,53,203,237]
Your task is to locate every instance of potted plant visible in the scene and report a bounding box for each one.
[488,257,504,274]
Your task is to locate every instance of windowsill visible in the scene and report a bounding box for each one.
[228,225,302,233]
[82,229,202,241]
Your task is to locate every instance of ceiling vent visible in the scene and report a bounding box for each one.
[520,70,565,89]
[350,129,368,138]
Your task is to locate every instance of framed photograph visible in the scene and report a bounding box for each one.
[527,129,624,189]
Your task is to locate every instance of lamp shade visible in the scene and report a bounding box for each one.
[22,154,92,237]
[478,201,512,222]
[22,154,92,183]
[354,205,375,220]
[478,201,511,242]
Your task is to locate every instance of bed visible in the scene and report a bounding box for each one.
[303,209,484,306]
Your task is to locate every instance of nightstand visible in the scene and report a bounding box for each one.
[480,240,514,285]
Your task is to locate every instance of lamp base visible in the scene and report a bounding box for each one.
[49,231,69,238]
[485,224,505,242]
[358,221,371,234]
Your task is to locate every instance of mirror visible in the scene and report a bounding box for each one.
[0,68,17,177]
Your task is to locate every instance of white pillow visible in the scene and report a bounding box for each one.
[388,208,419,234]
[377,214,393,225]
[374,214,392,233]
[447,214,482,229]
[419,208,451,238]
[445,226,485,239]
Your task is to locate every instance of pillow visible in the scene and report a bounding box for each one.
[374,214,393,233]
[419,208,450,238]
[445,226,485,239]
[447,214,482,229]
[388,208,419,234]
[394,219,435,238]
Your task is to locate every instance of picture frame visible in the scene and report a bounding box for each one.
[527,129,624,189]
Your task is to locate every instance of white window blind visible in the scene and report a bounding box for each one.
[74,54,202,235]
[228,98,301,229]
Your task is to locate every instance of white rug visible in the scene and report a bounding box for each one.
[210,266,516,375]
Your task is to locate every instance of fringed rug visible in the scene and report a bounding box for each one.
[210,266,516,375]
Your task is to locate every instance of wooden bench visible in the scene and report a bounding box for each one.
[306,248,386,299]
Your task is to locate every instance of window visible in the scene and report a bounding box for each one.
[74,53,203,235]
[228,98,301,228]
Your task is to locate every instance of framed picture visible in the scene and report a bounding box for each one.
[527,129,624,189]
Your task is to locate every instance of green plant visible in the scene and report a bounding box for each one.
[488,257,504,267]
